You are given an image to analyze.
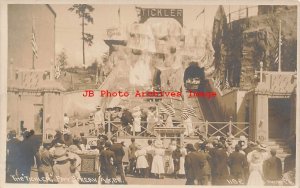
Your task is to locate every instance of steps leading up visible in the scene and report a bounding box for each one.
[262,139,291,160]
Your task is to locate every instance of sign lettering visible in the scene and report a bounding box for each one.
[136,7,183,27]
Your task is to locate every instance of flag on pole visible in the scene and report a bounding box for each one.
[224,70,230,89]
[196,8,205,20]
[160,102,175,117]
[31,20,38,59]
[224,77,230,89]
[181,105,196,120]
[273,35,282,64]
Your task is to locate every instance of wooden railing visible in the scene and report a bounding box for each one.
[227,6,258,23]
[70,118,250,139]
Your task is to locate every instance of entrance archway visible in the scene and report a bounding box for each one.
[184,63,206,91]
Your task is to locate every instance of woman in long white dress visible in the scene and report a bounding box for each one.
[135,144,149,178]
[183,117,193,137]
[178,145,187,176]
[132,106,141,134]
[247,150,265,185]
[147,108,157,134]
[151,140,165,178]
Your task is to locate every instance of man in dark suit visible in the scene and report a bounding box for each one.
[110,137,127,184]
[18,130,38,183]
[228,145,247,184]
[6,130,21,183]
[184,144,206,185]
[128,138,137,175]
[263,149,282,184]
[199,142,212,185]
[97,134,108,153]
[213,143,229,185]
[121,108,134,134]
[100,141,117,184]
[208,140,219,184]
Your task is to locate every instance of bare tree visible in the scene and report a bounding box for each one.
[69,4,94,66]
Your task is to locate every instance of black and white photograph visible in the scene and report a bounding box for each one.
[1,1,298,186]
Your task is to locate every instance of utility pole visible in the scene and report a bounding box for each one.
[278,20,282,72]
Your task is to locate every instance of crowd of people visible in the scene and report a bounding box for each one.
[83,105,195,138]
[6,126,296,185]
[6,129,90,184]
[124,135,295,186]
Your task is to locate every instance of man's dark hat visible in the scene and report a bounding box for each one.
[217,142,224,148]
[113,106,122,111]
[98,134,108,141]
[105,141,112,148]
[235,144,242,150]
[185,143,195,151]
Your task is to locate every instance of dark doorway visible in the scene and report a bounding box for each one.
[184,63,205,91]
[268,98,291,139]
[152,68,161,89]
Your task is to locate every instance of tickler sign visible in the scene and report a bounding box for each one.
[136,7,183,27]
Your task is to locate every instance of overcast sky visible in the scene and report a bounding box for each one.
[51,4,257,67]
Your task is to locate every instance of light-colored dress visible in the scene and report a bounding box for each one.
[53,160,78,184]
[151,148,165,174]
[135,149,149,169]
[247,150,265,186]
[183,117,193,136]
[247,162,264,185]
[165,116,173,127]
[178,148,187,175]
[133,110,141,133]
[94,110,104,127]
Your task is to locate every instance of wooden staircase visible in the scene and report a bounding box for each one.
[262,139,291,160]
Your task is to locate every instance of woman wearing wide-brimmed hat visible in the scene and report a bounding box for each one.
[151,140,165,178]
[52,145,78,184]
[247,149,265,185]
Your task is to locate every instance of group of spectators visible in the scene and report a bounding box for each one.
[6,127,296,185]
[181,135,296,185]
[6,129,88,184]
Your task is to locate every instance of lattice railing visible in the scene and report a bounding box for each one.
[70,118,249,139]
